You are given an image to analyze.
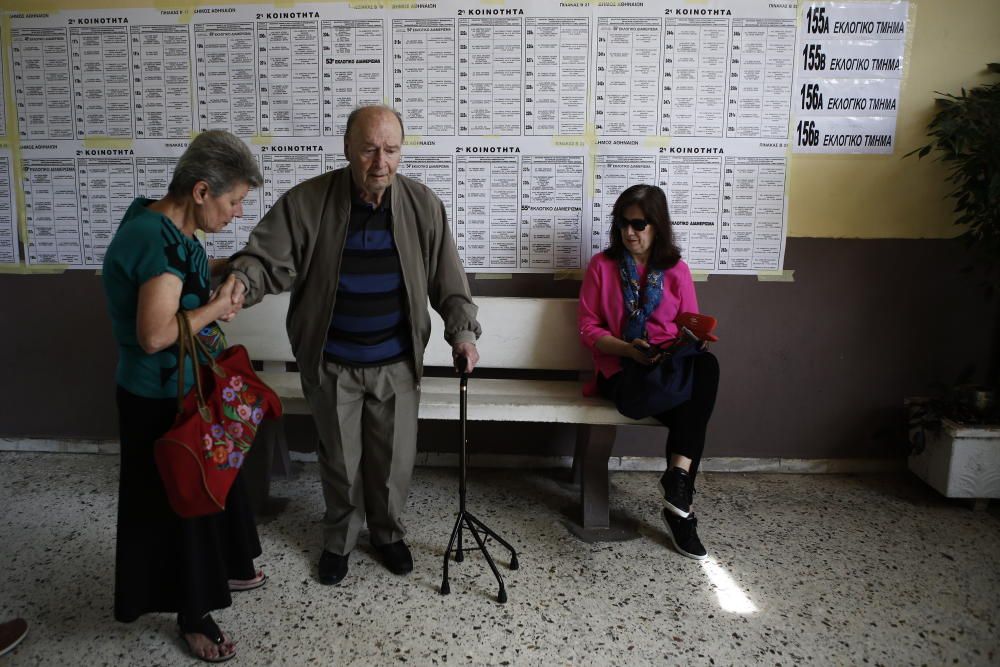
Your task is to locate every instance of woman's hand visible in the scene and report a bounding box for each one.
[209,275,242,322]
[595,334,661,365]
[137,274,244,354]
[629,338,662,365]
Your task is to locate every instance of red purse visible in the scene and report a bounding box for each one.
[675,312,719,342]
[154,312,283,518]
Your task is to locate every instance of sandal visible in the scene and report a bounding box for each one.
[228,569,267,592]
[177,613,236,663]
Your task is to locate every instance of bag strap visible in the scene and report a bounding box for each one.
[173,312,217,422]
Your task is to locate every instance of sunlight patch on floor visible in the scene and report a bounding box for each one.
[700,557,758,614]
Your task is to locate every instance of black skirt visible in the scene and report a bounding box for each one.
[114,386,262,623]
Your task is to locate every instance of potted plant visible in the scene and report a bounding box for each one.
[905,63,1000,505]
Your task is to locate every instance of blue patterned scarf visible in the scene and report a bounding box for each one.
[619,254,664,343]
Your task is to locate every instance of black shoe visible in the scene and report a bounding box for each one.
[660,467,692,518]
[375,540,413,575]
[318,550,349,585]
[0,618,28,658]
[661,509,708,560]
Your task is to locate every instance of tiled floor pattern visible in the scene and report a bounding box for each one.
[0,452,997,666]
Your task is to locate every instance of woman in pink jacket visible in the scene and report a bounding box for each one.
[578,184,720,559]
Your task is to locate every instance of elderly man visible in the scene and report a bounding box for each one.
[229,105,480,585]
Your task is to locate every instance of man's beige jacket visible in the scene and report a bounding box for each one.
[230,168,480,389]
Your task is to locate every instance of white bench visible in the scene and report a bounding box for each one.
[221,293,660,534]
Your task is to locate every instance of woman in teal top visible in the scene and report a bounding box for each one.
[102,130,263,663]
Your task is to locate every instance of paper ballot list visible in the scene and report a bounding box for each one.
[5,1,809,273]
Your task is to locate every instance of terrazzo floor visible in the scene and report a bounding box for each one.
[1,452,998,666]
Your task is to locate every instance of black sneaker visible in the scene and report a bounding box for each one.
[661,509,708,560]
[660,467,692,518]
[375,540,413,575]
[318,550,349,585]
[0,618,28,658]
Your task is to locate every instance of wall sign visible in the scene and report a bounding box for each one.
[792,1,909,154]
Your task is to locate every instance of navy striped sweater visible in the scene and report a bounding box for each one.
[324,187,411,366]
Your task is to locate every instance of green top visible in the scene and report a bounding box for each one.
[102,198,225,399]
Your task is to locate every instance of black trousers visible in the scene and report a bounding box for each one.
[597,352,720,480]
[114,386,262,623]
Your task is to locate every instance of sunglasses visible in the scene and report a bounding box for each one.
[614,217,650,232]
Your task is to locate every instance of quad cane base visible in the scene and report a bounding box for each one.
[440,360,519,603]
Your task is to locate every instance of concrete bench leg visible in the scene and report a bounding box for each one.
[565,425,639,542]
[243,418,277,516]
[269,418,293,478]
[243,417,293,518]
[574,424,616,530]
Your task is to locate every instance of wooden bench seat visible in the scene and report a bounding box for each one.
[262,373,648,426]
[221,293,659,536]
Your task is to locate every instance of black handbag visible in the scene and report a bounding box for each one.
[613,340,703,419]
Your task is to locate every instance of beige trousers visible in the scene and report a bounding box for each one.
[306,358,420,555]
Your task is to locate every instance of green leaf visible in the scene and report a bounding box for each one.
[915,64,1000,293]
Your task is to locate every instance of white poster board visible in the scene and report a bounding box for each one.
[6,0,798,273]
[792,1,909,154]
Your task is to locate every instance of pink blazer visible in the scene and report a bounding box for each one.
[578,252,699,395]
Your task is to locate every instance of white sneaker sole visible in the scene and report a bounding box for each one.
[660,485,691,519]
[661,512,707,560]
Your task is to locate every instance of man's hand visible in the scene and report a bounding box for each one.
[452,342,479,374]
[211,275,243,322]
[231,276,247,307]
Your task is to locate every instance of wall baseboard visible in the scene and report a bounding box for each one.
[0,438,120,455]
[0,438,903,474]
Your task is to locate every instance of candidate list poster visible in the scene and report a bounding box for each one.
[7,0,795,274]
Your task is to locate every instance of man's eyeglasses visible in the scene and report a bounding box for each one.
[614,217,649,232]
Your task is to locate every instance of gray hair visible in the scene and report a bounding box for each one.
[168,130,263,197]
[344,105,406,146]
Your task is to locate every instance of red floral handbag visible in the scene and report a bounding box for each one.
[154,312,283,518]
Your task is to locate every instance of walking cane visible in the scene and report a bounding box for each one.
[440,356,519,603]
